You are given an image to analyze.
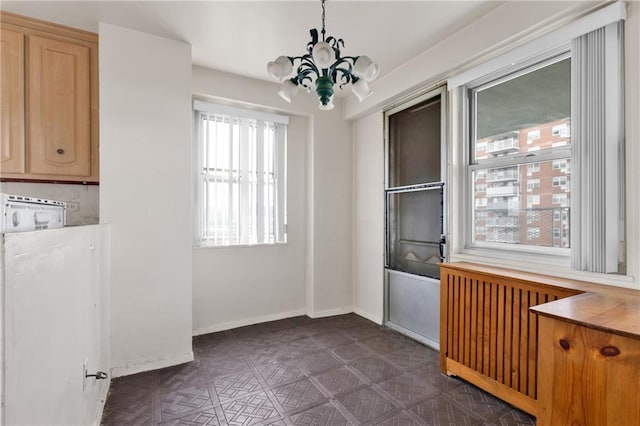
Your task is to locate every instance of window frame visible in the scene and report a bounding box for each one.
[462,48,573,261]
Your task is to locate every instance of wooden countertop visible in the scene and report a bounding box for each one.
[441,262,640,340]
[530,292,640,339]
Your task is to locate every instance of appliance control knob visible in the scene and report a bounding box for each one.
[12,211,20,227]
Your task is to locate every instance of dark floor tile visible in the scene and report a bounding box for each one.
[410,395,483,425]
[271,378,328,414]
[157,362,214,391]
[373,410,427,426]
[254,360,307,387]
[489,408,536,425]
[377,373,441,407]
[360,335,410,355]
[159,406,225,426]
[220,391,281,425]
[247,345,292,365]
[342,325,387,341]
[280,337,324,359]
[331,342,371,362]
[213,370,264,401]
[102,397,153,426]
[445,384,508,421]
[314,366,367,397]
[383,346,438,370]
[289,402,351,426]
[299,350,342,375]
[412,363,465,393]
[350,355,403,383]
[157,385,215,421]
[337,387,398,423]
[201,357,252,378]
[311,331,355,349]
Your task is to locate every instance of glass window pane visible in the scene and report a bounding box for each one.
[388,96,441,187]
[387,188,443,278]
[472,159,570,248]
[473,58,571,161]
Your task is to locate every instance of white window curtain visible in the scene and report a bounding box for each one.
[570,21,624,273]
[194,100,288,246]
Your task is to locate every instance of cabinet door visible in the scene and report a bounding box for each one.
[28,35,90,176]
[1,28,25,174]
[537,316,640,426]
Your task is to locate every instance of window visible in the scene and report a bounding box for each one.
[527,211,540,224]
[194,101,287,246]
[552,176,568,187]
[552,123,570,138]
[527,130,540,144]
[527,227,540,240]
[552,193,568,206]
[469,54,571,250]
[451,6,625,273]
[475,183,487,193]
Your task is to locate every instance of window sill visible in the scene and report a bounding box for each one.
[194,242,289,250]
[449,251,637,290]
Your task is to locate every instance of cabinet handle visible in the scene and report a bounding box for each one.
[600,346,620,357]
[56,148,65,155]
[559,339,571,350]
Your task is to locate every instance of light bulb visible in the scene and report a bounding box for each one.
[353,56,380,82]
[267,56,293,81]
[352,79,372,102]
[277,80,298,103]
[312,42,336,69]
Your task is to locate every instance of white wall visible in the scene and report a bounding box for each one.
[344,1,599,120]
[3,225,110,425]
[1,182,99,225]
[352,112,385,323]
[99,23,193,376]
[192,67,353,333]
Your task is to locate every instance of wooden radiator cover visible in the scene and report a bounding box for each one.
[439,263,581,416]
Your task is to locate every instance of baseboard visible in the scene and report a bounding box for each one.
[110,351,194,378]
[308,305,353,319]
[92,378,111,426]
[192,308,307,336]
[353,307,383,325]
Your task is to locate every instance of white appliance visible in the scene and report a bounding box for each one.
[1,194,66,233]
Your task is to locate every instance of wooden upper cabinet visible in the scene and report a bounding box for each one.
[0,12,98,182]
[28,35,91,176]
[1,28,26,174]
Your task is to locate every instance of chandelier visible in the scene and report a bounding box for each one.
[267,0,380,110]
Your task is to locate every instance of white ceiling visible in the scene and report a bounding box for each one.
[1,1,504,84]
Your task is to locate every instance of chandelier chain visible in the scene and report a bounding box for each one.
[321,0,326,41]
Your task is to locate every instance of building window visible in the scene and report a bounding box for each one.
[527,179,540,191]
[552,176,568,187]
[194,101,288,246]
[527,129,540,144]
[527,227,540,240]
[527,163,540,175]
[552,193,568,206]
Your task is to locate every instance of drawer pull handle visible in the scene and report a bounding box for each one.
[56,148,65,154]
[600,346,620,357]
[559,339,570,350]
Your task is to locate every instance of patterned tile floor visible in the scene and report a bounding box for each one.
[102,314,535,425]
